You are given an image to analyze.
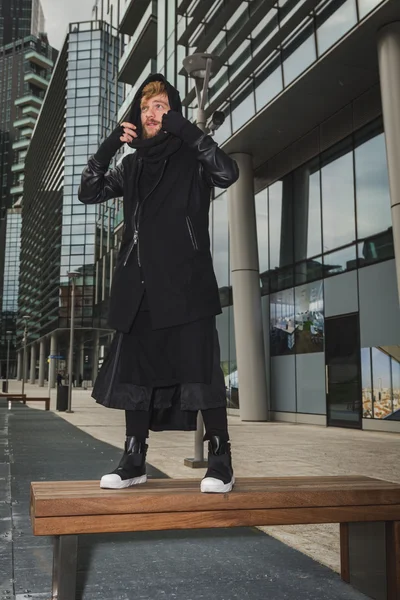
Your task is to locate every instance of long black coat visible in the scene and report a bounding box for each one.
[78,74,239,333]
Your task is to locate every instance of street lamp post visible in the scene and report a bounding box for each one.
[5,330,12,393]
[21,315,29,396]
[66,271,80,413]
[182,53,223,469]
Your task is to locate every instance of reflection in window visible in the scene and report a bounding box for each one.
[293,163,322,261]
[358,0,383,18]
[295,257,323,285]
[317,0,358,56]
[231,84,255,133]
[255,190,269,274]
[254,52,282,112]
[355,131,391,240]
[392,356,400,415]
[372,347,392,419]
[323,244,357,276]
[361,348,373,418]
[294,280,324,354]
[213,192,229,288]
[270,288,295,356]
[321,141,355,250]
[268,180,283,270]
[282,20,316,86]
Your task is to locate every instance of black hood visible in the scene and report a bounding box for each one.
[127,73,182,140]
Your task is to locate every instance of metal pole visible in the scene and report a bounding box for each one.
[184,62,213,469]
[67,278,76,413]
[6,339,10,393]
[21,324,27,395]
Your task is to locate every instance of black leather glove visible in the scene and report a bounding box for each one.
[162,111,203,145]
[94,125,124,165]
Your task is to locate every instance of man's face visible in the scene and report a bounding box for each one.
[140,93,170,139]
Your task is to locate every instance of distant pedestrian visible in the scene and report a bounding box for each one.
[56,373,62,387]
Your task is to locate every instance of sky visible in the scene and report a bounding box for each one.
[40,0,94,50]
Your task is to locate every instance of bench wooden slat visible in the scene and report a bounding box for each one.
[30,477,400,522]
[31,504,400,536]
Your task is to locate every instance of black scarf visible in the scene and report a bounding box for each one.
[129,131,182,202]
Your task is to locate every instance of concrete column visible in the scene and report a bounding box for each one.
[227,152,269,421]
[49,333,57,389]
[29,344,37,384]
[377,23,400,302]
[91,330,100,384]
[17,351,22,381]
[38,339,46,387]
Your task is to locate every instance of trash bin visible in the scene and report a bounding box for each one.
[2,381,8,393]
[56,385,68,411]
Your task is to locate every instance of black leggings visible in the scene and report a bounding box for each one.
[125,406,229,442]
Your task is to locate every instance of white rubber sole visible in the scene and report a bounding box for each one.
[200,475,235,494]
[100,473,147,489]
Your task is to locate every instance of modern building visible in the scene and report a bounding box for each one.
[88,0,400,434]
[17,19,123,387]
[19,0,400,433]
[0,4,56,377]
[0,0,45,47]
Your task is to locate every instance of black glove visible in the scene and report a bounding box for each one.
[94,125,124,165]
[162,111,204,145]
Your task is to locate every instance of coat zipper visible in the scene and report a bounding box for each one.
[123,159,168,268]
[105,332,123,401]
[186,216,199,251]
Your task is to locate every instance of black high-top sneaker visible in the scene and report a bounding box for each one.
[200,435,235,494]
[100,436,148,489]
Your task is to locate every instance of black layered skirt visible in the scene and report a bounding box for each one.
[92,291,227,431]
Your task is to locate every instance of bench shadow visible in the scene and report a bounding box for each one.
[75,528,260,598]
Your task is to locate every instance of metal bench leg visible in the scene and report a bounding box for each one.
[340,521,400,600]
[52,535,78,600]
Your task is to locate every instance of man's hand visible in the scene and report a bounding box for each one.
[120,122,137,144]
[94,123,137,165]
[161,111,188,138]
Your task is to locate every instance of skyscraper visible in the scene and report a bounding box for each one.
[18,20,123,387]
[0,0,45,47]
[0,0,55,378]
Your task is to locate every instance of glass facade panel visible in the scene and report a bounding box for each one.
[317,0,358,56]
[361,347,373,418]
[283,22,316,86]
[294,280,324,354]
[355,131,391,240]
[254,54,283,112]
[270,288,295,356]
[371,347,392,419]
[255,190,268,274]
[321,141,355,251]
[231,86,255,133]
[323,244,357,276]
[358,0,383,18]
[212,192,229,288]
[268,181,283,271]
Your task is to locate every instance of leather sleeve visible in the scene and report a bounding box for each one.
[78,156,125,204]
[190,133,239,189]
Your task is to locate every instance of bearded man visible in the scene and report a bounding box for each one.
[78,74,239,493]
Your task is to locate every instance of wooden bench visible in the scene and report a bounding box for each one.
[0,394,50,410]
[30,476,400,600]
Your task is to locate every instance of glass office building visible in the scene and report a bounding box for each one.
[18,20,123,386]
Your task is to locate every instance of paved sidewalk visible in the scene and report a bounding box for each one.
[9,380,400,574]
[1,397,371,600]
